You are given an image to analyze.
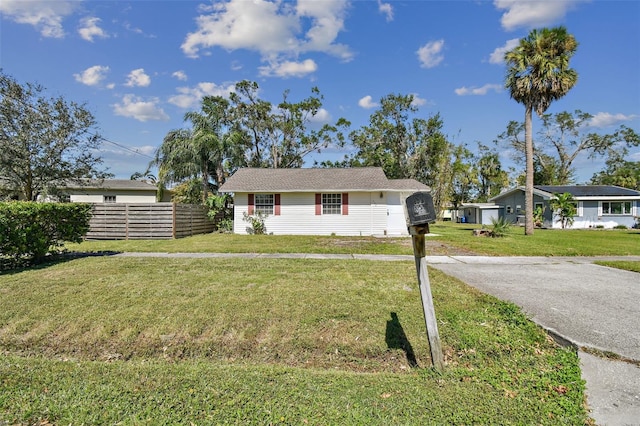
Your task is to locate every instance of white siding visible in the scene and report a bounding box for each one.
[69,191,157,203]
[233,191,401,236]
[387,192,411,236]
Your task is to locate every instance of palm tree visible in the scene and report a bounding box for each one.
[550,192,577,229]
[504,26,578,235]
[152,96,234,204]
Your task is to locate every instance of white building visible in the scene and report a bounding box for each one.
[219,167,430,236]
[61,179,170,203]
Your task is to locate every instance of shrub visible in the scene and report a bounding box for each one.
[613,224,627,230]
[206,194,233,233]
[242,211,268,235]
[489,216,510,238]
[0,202,92,263]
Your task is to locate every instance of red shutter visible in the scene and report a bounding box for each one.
[248,193,254,215]
[342,193,349,215]
[275,194,281,216]
[315,193,322,215]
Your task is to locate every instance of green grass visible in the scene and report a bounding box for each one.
[0,257,587,424]
[66,233,416,255]
[64,222,640,257]
[429,222,640,256]
[594,260,640,273]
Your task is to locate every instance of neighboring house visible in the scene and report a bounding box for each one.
[490,185,640,229]
[218,167,430,236]
[59,179,170,203]
[458,203,503,225]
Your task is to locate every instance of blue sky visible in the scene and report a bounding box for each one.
[1,0,639,183]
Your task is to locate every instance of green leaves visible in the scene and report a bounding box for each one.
[0,201,92,263]
[0,72,111,201]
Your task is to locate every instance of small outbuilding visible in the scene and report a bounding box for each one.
[218,167,429,236]
[458,203,503,225]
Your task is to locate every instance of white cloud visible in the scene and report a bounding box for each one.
[181,0,352,64]
[588,112,638,128]
[417,39,445,69]
[168,82,237,109]
[78,16,109,42]
[0,0,77,38]
[309,108,331,123]
[125,69,151,87]
[489,38,520,64]
[172,71,188,81]
[410,94,427,107]
[74,65,110,86]
[112,94,169,122]
[454,84,503,96]
[494,0,584,31]
[296,0,352,60]
[378,0,393,21]
[259,59,318,78]
[358,95,379,109]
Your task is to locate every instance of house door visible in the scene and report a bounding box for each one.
[387,192,406,235]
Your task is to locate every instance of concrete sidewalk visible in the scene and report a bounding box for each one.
[115,251,640,425]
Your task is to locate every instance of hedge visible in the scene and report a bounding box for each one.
[0,202,93,263]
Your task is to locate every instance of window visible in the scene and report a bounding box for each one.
[254,194,274,215]
[322,193,342,215]
[534,202,544,211]
[104,195,116,203]
[601,201,632,215]
[506,205,513,214]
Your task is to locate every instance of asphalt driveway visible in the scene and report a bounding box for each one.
[429,256,640,425]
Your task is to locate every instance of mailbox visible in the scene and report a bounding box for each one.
[405,191,437,226]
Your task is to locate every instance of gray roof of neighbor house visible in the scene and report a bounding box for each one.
[62,179,158,191]
[535,185,640,197]
[219,168,429,193]
[491,185,640,202]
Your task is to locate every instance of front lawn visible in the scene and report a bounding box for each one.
[429,223,640,256]
[64,222,640,257]
[0,257,588,424]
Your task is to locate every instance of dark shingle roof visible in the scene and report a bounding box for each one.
[535,185,640,197]
[219,168,429,193]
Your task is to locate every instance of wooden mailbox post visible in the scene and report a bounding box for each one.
[405,191,444,370]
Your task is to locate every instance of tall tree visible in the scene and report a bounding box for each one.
[504,26,578,235]
[476,143,509,201]
[591,150,640,190]
[0,71,111,200]
[228,80,348,168]
[152,96,235,203]
[449,145,477,209]
[498,111,639,185]
[349,94,454,214]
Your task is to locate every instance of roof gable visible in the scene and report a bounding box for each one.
[219,168,429,193]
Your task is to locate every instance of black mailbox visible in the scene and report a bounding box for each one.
[406,191,436,226]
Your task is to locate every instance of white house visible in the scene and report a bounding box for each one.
[218,168,430,236]
[60,179,170,203]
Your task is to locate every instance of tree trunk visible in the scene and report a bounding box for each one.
[524,105,534,236]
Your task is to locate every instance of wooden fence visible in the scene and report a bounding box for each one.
[86,203,214,240]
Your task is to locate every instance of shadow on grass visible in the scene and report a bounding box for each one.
[385,312,418,368]
[0,251,121,276]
